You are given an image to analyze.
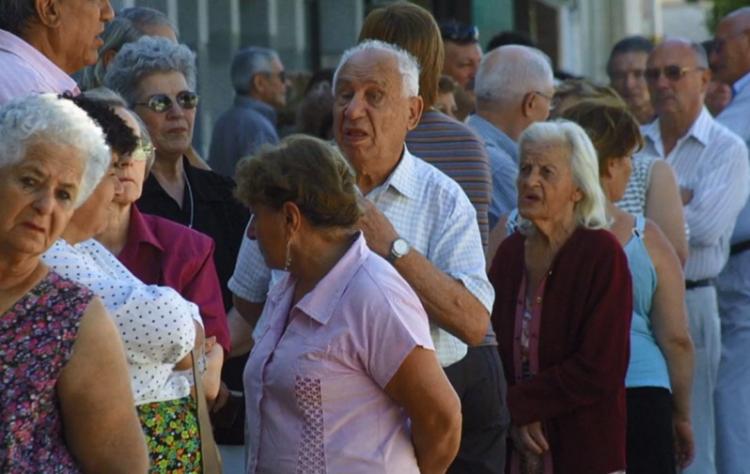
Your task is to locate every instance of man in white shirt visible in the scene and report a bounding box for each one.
[638,37,750,474]
[231,40,504,472]
[708,8,750,473]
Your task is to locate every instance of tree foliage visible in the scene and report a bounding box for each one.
[709,0,750,32]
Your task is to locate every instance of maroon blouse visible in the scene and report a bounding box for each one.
[118,205,231,353]
[489,227,632,474]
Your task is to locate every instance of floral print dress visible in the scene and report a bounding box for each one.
[0,271,91,473]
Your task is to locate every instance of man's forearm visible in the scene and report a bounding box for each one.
[393,250,489,345]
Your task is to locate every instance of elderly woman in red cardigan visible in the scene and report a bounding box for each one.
[489,120,633,474]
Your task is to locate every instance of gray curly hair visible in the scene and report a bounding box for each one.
[103,36,197,106]
[0,94,111,207]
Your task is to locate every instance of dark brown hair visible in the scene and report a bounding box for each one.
[358,2,443,109]
[234,135,362,227]
[559,98,644,174]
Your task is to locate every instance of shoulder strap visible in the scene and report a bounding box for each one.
[191,350,222,473]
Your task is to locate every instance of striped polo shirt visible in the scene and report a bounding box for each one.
[406,109,492,248]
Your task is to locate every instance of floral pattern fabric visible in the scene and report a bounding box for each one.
[137,396,201,473]
[0,271,91,473]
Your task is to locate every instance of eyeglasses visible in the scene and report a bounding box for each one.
[129,141,155,162]
[264,70,286,83]
[644,65,705,83]
[135,90,199,112]
[440,22,479,43]
[532,91,555,110]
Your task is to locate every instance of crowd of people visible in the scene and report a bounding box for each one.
[1,1,750,474]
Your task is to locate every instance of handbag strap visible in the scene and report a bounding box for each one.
[191,349,223,473]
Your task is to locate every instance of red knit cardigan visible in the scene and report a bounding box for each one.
[489,227,633,474]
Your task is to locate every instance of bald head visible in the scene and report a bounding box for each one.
[711,7,750,84]
[475,45,553,107]
[647,38,710,121]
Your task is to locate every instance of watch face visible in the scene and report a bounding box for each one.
[393,238,409,256]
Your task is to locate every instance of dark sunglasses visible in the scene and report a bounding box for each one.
[135,90,199,112]
[644,65,704,83]
[264,70,286,82]
[440,22,479,43]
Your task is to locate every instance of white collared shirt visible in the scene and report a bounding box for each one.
[229,146,494,367]
[43,239,200,405]
[637,107,750,279]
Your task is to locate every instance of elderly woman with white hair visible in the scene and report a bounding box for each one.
[104,36,249,313]
[489,121,633,474]
[42,94,207,472]
[0,94,148,472]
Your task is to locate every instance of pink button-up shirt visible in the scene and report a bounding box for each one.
[0,29,78,105]
[244,233,434,473]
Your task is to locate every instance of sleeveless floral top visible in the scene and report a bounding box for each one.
[0,271,92,473]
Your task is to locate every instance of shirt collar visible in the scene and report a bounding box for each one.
[267,233,369,325]
[365,145,419,202]
[643,107,712,155]
[467,114,518,162]
[733,70,750,97]
[127,204,164,252]
[234,95,277,123]
[0,29,78,94]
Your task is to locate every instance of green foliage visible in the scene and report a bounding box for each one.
[709,0,750,33]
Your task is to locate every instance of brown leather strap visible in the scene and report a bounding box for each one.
[191,350,223,473]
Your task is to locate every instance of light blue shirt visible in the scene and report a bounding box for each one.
[229,146,494,367]
[208,95,279,178]
[466,114,518,229]
[717,72,750,245]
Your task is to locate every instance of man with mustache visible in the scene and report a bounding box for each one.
[637,37,750,474]
[0,0,114,104]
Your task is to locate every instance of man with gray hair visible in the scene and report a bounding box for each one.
[230,40,495,472]
[0,0,114,104]
[209,46,288,177]
[638,37,750,474]
[467,45,554,228]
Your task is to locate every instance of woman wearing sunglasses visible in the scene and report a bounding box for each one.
[104,36,249,314]
[85,87,230,359]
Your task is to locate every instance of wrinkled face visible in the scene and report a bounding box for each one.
[434,91,457,118]
[55,0,114,73]
[710,18,750,85]
[517,141,582,223]
[68,155,121,239]
[443,41,482,90]
[113,108,147,205]
[646,44,708,119]
[258,57,289,109]
[0,141,84,257]
[609,52,651,110]
[133,71,196,159]
[705,79,733,115]
[333,49,421,173]
[248,204,287,270]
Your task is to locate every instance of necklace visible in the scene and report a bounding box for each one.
[184,172,195,229]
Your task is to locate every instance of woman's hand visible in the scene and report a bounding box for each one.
[511,422,549,455]
[673,416,695,469]
[203,336,224,403]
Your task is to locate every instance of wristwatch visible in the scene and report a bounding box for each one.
[387,237,411,263]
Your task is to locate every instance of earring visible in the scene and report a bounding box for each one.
[283,239,292,271]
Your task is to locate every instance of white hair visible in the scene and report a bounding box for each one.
[475,45,553,106]
[333,39,420,98]
[0,94,111,208]
[518,120,608,231]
